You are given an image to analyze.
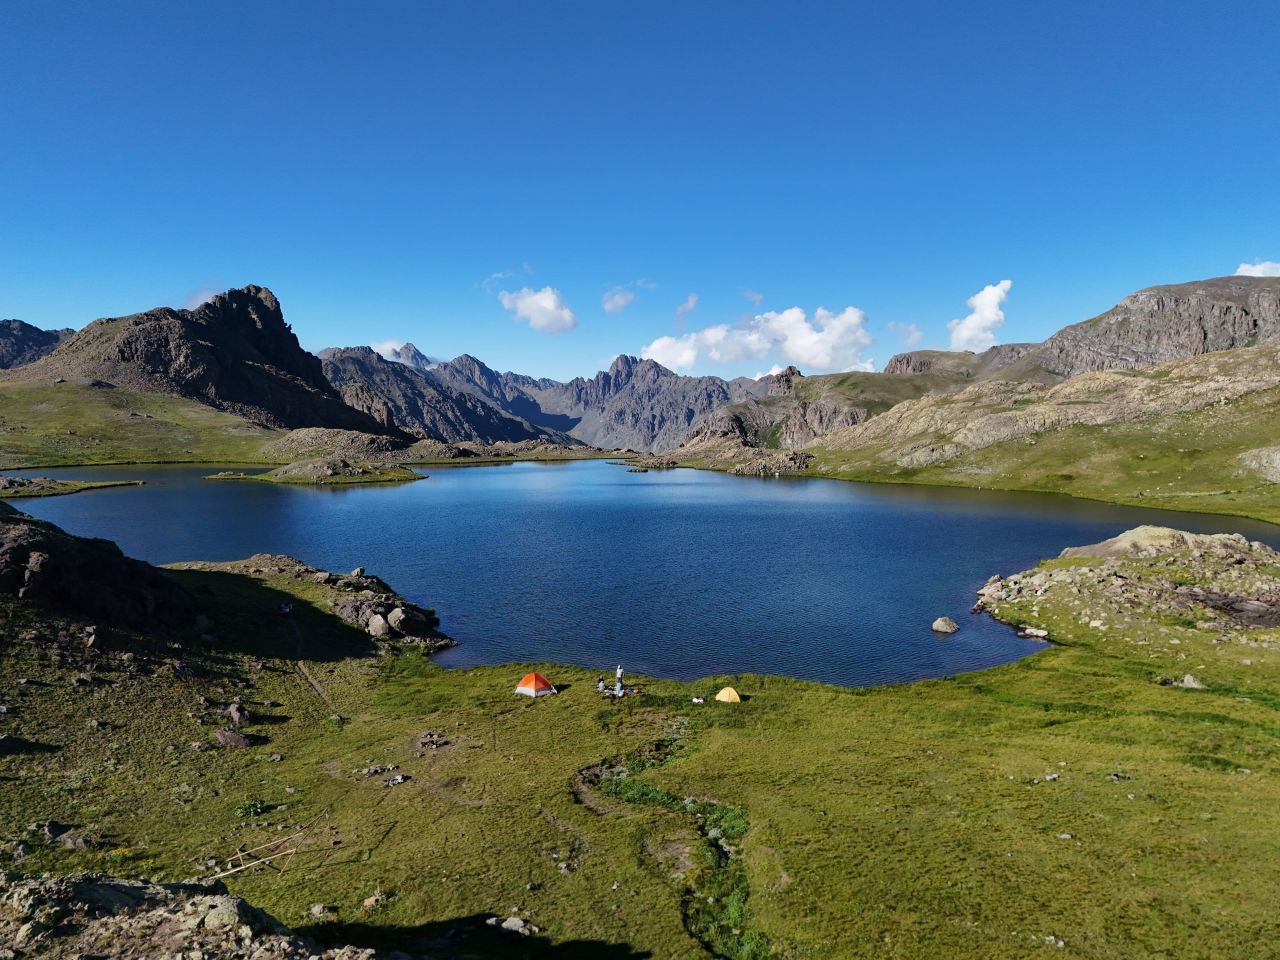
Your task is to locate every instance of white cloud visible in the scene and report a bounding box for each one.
[499,286,577,334]
[481,262,533,291]
[182,287,219,309]
[642,334,701,371]
[948,280,1012,352]
[371,339,406,359]
[754,363,786,379]
[602,279,655,314]
[642,305,874,374]
[888,321,923,349]
[744,289,763,308]
[602,287,636,314]
[674,293,699,321]
[1236,260,1280,277]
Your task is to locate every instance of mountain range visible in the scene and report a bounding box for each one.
[2,275,1278,468]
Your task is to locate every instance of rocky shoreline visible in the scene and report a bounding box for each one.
[0,476,144,499]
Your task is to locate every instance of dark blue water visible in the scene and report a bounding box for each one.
[7,460,1279,686]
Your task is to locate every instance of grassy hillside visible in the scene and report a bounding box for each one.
[4,535,1279,957]
[809,381,1280,525]
[795,369,968,416]
[0,380,280,468]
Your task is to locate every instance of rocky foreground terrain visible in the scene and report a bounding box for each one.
[0,872,427,959]
[977,526,1280,665]
[3,504,1280,956]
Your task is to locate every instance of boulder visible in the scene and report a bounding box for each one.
[215,728,250,749]
[931,616,960,634]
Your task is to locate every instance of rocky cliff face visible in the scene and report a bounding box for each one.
[1026,276,1280,378]
[428,353,771,451]
[0,319,75,369]
[819,342,1280,468]
[884,343,1036,378]
[8,287,384,431]
[319,347,575,445]
[884,277,1280,384]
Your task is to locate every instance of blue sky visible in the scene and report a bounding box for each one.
[1,1,1276,380]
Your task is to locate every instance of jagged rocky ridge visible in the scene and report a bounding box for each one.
[0,319,75,369]
[677,365,867,458]
[885,276,1280,384]
[378,340,441,372]
[318,347,574,445]
[427,353,774,452]
[676,275,1280,462]
[6,286,385,432]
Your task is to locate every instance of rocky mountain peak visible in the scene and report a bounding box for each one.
[0,318,75,369]
[8,286,385,432]
[606,354,649,380]
[199,284,282,319]
[1032,275,1280,378]
[381,341,440,372]
[761,365,804,395]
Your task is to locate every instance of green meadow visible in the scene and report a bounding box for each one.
[3,539,1278,958]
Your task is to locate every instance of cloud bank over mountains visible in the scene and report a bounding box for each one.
[642,305,874,374]
[1237,261,1280,278]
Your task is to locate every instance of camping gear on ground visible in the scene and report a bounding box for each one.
[715,686,741,703]
[516,672,557,697]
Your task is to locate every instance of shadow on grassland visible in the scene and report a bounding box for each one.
[300,914,654,959]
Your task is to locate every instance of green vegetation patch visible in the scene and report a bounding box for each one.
[0,379,280,469]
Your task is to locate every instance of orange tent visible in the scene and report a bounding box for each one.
[515,672,557,697]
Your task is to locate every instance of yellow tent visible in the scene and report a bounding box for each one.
[714,686,741,703]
